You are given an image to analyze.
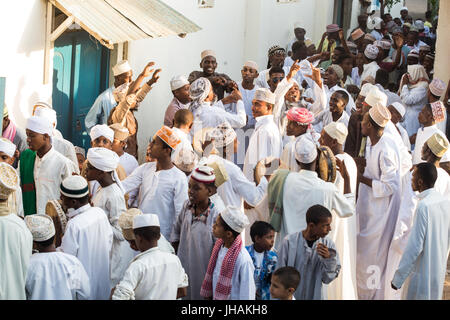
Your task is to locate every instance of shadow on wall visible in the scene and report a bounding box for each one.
[16,0,46,56]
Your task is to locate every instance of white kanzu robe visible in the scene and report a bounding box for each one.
[276,170,355,252]
[0,209,33,300]
[26,252,90,300]
[392,189,450,300]
[92,183,131,289]
[277,232,341,300]
[170,200,220,300]
[212,245,256,300]
[112,247,188,300]
[243,115,282,182]
[119,152,139,176]
[122,163,189,240]
[58,204,113,300]
[356,134,402,300]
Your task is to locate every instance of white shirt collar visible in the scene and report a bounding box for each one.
[132,246,160,262]
[255,114,274,129]
[417,188,434,200]
[68,203,92,219]
[37,146,55,161]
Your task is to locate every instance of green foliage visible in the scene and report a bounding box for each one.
[384,0,402,12]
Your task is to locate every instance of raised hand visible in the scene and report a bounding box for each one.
[141,62,155,77]
[287,60,300,81]
[148,69,162,85]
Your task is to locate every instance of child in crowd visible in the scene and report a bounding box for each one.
[270,266,301,300]
[245,221,277,300]
[74,146,86,174]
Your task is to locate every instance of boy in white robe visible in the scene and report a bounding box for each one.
[238,61,260,131]
[318,122,358,300]
[112,214,188,300]
[0,162,33,299]
[58,175,113,300]
[411,101,446,165]
[391,163,450,299]
[86,147,130,288]
[387,102,411,152]
[25,214,90,300]
[170,166,221,300]
[355,101,402,300]
[121,126,188,240]
[277,205,341,300]
[19,116,74,215]
[0,137,23,216]
[313,90,350,134]
[200,206,255,300]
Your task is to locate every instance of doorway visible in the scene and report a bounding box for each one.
[52,29,110,151]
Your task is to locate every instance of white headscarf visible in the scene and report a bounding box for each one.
[87,147,125,194]
[407,65,429,89]
[189,77,212,112]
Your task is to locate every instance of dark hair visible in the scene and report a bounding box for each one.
[219,215,240,239]
[334,90,349,106]
[375,68,389,88]
[273,267,301,290]
[416,162,438,188]
[133,226,161,242]
[306,205,332,225]
[269,66,285,76]
[250,221,275,242]
[174,109,193,127]
[35,235,55,247]
[291,40,306,52]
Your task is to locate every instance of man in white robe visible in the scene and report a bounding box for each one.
[85,60,132,133]
[391,163,450,300]
[112,214,188,300]
[274,136,355,252]
[319,122,358,300]
[86,147,130,289]
[25,214,90,300]
[122,126,188,240]
[360,45,380,83]
[322,64,356,115]
[0,163,33,299]
[110,123,138,177]
[19,116,74,215]
[243,88,282,182]
[58,175,113,300]
[355,98,403,300]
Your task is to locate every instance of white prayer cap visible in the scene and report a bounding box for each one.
[207,122,237,148]
[220,205,249,233]
[170,75,190,91]
[400,6,408,11]
[244,60,258,71]
[33,106,57,126]
[119,208,143,240]
[369,104,391,127]
[254,88,276,105]
[24,214,55,242]
[26,116,53,136]
[109,123,129,141]
[427,133,449,158]
[295,135,318,164]
[0,137,16,157]
[429,78,446,97]
[133,213,160,229]
[90,124,114,142]
[294,21,302,29]
[0,162,18,200]
[87,147,119,172]
[60,175,89,199]
[173,148,198,173]
[74,146,85,157]
[324,122,348,145]
[364,86,387,108]
[201,50,216,61]
[33,101,52,111]
[360,83,374,97]
[390,102,406,118]
[112,60,132,76]
[414,20,425,30]
[191,165,216,184]
[364,44,379,60]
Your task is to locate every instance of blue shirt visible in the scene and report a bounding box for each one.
[245,245,277,300]
[84,87,117,133]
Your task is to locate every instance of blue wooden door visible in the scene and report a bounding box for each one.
[53,30,109,151]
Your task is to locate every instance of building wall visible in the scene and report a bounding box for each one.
[434,0,449,88]
[0,0,48,129]
[129,0,335,161]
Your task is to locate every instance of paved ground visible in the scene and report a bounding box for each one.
[444,258,450,300]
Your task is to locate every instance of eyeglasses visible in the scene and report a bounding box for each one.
[272,77,284,83]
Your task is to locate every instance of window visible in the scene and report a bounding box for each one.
[198,0,215,8]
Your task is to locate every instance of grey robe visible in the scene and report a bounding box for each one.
[276,232,341,300]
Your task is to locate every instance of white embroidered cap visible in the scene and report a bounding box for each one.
[0,162,18,200]
[254,88,276,105]
[244,60,258,71]
[324,122,348,145]
[24,214,55,242]
[191,165,216,184]
[0,137,16,158]
[369,104,391,127]
[220,205,249,233]
[133,213,160,229]
[360,83,374,97]
[112,60,132,76]
[390,102,406,118]
[201,50,216,60]
[170,75,190,91]
[364,44,379,60]
[295,135,318,164]
[429,78,446,97]
[364,86,387,108]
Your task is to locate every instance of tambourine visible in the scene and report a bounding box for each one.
[45,200,67,247]
[316,146,337,183]
[254,157,280,185]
